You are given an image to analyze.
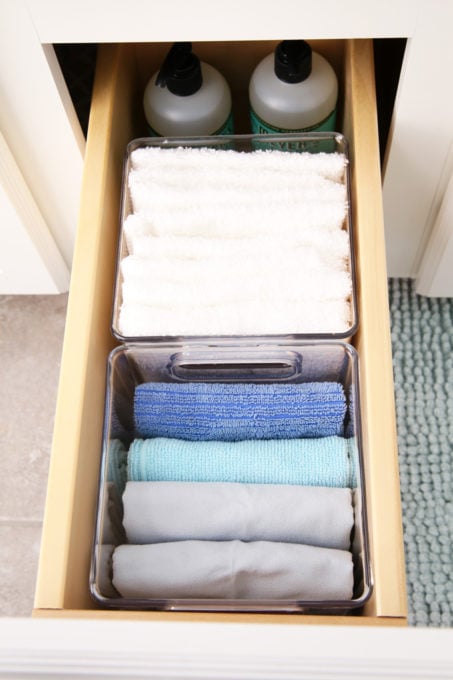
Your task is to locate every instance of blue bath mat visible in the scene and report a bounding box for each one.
[389,278,452,627]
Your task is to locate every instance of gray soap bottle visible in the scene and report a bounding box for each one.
[143,42,233,137]
[249,40,338,134]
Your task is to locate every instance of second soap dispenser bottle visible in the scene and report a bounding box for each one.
[249,40,338,134]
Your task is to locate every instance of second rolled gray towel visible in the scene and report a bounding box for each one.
[122,481,353,549]
[112,540,354,601]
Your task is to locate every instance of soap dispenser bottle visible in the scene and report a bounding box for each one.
[143,42,234,137]
[249,40,338,134]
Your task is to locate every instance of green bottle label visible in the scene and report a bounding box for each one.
[250,107,337,152]
[213,112,234,136]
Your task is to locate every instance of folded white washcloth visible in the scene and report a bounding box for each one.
[120,278,351,308]
[129,183,347,218]
[120,245,350,276]
[128,166,345,202]
[130,146,348,183]
[112,539,354,600]
[120,259,352,306]
[118,298,351,336]
[123,217,351,262]
[122,481,354,549]
[123,201,347,239]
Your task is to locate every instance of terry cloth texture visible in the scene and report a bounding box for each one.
[118,145,352,337]
[389,278,453,627]
[127,436,355,487]
[112,540,354,600]
[122,481,354,549]
[123,222,351,261]
[129,146,348,182]
[133,381,347,440]
[121,204,347,241]
[120,253,352,304]
[118,299,351,337]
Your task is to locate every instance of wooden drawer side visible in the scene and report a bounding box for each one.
[343,39,407,619]
[34,44,133,610]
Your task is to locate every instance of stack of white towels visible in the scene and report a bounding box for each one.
[117,145,352,337]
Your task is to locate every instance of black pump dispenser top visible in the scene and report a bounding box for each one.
[156,42,203,96]
[274,40,312,83]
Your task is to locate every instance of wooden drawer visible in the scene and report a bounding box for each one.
[33,39,407,625]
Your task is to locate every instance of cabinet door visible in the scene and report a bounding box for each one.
[0,131,69,293]
[416,169,453,297]
[0,0,85,292]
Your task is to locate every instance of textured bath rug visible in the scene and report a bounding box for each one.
[389,278,452,627]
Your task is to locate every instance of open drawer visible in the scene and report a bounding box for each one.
[34,39,407,625]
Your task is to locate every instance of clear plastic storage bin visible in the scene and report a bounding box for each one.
[91,341,371,614]
[112,133,357,343]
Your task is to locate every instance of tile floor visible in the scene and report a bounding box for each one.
[0,294,68,616]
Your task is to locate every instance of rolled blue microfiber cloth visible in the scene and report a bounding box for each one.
[133,381,346,440]
[127,436,355,488]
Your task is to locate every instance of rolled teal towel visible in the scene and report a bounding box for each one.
[134,381,346,440]
[107,439,128,496]
[127,436,355,487]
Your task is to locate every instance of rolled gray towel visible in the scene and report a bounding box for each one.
[122,481,353,549]
[100,483,125,545]
[112,540,354,600]
[93,544,119,598]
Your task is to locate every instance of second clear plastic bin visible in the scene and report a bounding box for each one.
[91,341,371,614]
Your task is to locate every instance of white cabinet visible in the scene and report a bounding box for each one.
[382,0,453,289]
[1,0,452,294]
[0,131,69,292]
[0,0,83,293]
